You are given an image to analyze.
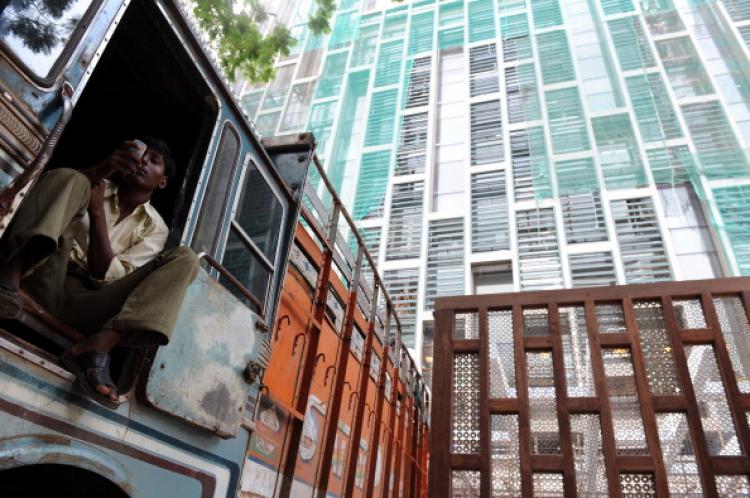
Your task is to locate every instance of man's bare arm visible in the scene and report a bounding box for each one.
[86,180,115,279]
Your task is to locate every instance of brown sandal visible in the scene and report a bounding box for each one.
[60,350,120,409]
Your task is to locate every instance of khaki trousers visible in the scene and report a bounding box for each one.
[0,168,198,344]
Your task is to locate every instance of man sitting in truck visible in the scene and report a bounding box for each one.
[0,138,198,408]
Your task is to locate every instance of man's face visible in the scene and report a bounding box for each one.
[121,148,168,191]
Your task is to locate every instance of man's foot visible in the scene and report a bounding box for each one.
[0,283,21,319]
[60,349,120,409]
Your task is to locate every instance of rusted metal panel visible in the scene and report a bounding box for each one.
[146,268,265,438]
[430,277,750,497]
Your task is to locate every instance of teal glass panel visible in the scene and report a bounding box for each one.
[375,40,404,87]
[359,12,381,25]
[537,30,575,84]
[511,127,552,201]
[722,0,750,21]
[656,37,714,98]
[255,112,280,136]
[555,158,598,195]
[639,0,675,13]
[351,24,379,67]
[262,65,295,111]
[646,146,697,185]
[608,17,655,71]
[713,185,750,275]
[326,72,370,195]
[626,73,682,142]
[307,101,338,156]
[382,14,407,39]
[241,90,264,120]
[469,0,496,42]
[409,11,435,56]
[600,0,635,15]
[354,151,392,220]
[531,0,563,28]
[304,29,327,51]
[546,87,590,154]
[499,0,526,12]
[287,24,308,58]
[643,10,684,35]
[592,114,648,190]
[364,89,399,146]
[528,127,552,200]
[316,52,349,98]
[740,26,750,53]
[439,27,465,49]
[501,14,532,62]
[440,1,465,26]
[506,63,541,123]
[328,11,359,49]
[681,101,750,179]
[386,4,409,13]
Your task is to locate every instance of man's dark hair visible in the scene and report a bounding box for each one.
[141,136,176,180]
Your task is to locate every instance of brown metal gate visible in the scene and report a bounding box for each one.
[429,278,750,497]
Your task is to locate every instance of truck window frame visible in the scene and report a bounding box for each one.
[0,0,104,87]
[189,121,242,255]
[216,154,289,316]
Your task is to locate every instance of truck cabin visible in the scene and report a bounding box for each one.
[0,0,294,398]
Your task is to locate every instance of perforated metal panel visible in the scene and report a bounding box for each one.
[452,353,481,454]
[527,351,560,454]
[570,414,608,496]
[604,348,649,456]
[656,412,703,495]
[489,309,517,398]
[491,414,521,497]
[620,473,656,496]
[560,306,595,397]
[431,279,750,497]
[532,472,564,497]
[451,470,481,498]
[634,300,681,396]
[685,344,742,456]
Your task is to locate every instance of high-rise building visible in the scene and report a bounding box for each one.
[240,0,750,386]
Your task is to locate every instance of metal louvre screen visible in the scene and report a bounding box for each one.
[469,44,500,97]
[387,181,424,260]
[426,218,465,310]
[516,208,563,290]
[471,171,510,253]
[470,100,504,166]
[610,197,671,283]
[430,278,750,497]
[396,112,429,175]
[405,56,431,108]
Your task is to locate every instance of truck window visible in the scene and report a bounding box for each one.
[191,123,241,254]
[221,159,285,312]
[0,0,99,82]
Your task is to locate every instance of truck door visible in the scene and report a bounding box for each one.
[145,129,310,438]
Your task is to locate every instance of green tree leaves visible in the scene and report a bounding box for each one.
[192,0,335,83]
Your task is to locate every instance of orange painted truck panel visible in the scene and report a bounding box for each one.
[242,151,429,498]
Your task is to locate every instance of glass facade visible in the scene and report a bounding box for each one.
[243,0,750,381]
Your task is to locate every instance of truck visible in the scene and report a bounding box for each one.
[0,1,429,496]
